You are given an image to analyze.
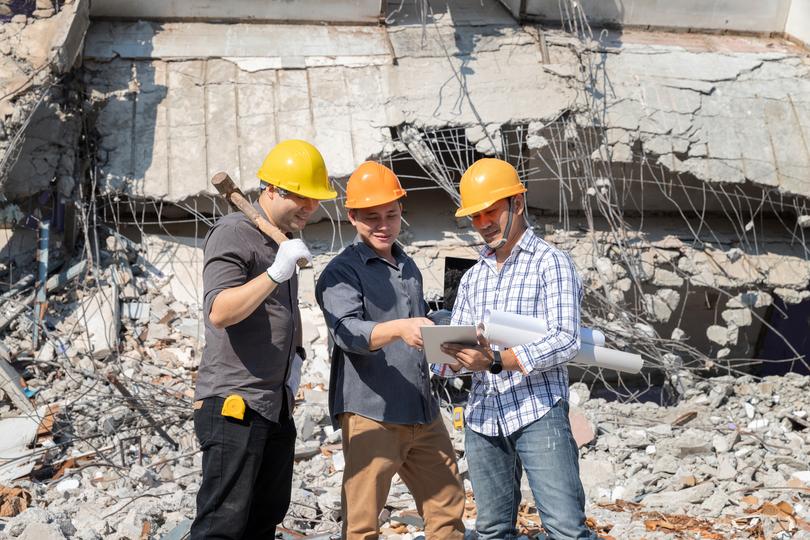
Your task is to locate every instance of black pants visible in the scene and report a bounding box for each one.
[190,396,296,540]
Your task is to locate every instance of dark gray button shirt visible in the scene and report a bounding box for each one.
[315,237,438,428]
[195,202,299,422]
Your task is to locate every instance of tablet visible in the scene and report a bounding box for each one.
[421,325,478,364]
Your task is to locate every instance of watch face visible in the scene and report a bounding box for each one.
[490,363,503,374]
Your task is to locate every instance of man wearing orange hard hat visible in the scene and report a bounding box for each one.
[193,140,336,539]
[439,158,596,540]
[316,161,465,540]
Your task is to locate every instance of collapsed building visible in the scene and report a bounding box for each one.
[0,0,809,538]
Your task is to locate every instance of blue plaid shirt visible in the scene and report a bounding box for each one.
[435,228,583,436]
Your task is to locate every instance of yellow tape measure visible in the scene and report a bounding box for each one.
[453,406,464,431]
[221,395,246,420]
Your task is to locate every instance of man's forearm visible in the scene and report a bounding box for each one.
[500,349,523,372]
[368,320,399,351]
[209,273,278,328]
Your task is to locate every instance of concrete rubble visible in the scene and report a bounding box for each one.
[0,229,805,539]
[0,0,808,538]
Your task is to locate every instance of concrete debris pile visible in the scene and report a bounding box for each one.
[577,374,810,538]
[548,226,810,369]
[0,228,808,539]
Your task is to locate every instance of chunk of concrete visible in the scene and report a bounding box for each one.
[706,325,737,347]
[18,522,66,540]
[726,290,772,309]
[76,284,120,359]
[642,481,714,507]
[721,308,752,327]
[0,413,40,482]
[121,302,150,322]
[579,458,616,500]
[669,430,714,458]
[652,268,684,288]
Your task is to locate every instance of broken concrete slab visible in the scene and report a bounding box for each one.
[0,413,40,482]
[75,284,119,359]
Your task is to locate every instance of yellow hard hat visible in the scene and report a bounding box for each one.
[345,161,406,209]
[455,158,526,218]
[257,140,337,200]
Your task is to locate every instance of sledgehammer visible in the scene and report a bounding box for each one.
[212,172,308,268]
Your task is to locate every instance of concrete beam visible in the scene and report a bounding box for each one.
[501,0,792,34]
[89,0,384,24]
[84,21,391,65]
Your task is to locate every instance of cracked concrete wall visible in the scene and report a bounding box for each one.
[83,2,810,208]
[82,3,572,201]
[4,95,81,199]
[521,31,810,217]
[589,37,810,197]
[0,0,89,199]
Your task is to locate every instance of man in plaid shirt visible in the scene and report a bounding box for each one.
[439,158,597,540]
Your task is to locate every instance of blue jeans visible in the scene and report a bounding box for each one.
[464,400,597,540]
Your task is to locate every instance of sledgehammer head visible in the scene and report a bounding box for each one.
[212,172,242,203]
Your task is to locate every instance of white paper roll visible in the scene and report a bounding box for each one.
[483,310,606,347]
[480,310,642,374]
[575,344,644,374]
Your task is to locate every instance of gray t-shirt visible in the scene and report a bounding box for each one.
[195,202,299,422]
[315,237,438,428]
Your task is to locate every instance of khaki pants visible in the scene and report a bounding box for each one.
[339,413,466,540]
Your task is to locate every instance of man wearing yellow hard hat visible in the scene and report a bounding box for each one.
[192,140,336,539]
[315,162,466,540]
[439,158,597,540]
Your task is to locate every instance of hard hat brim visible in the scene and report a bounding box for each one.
[260,178,338,200]
[345,189,406,209]
[455,184,526,218]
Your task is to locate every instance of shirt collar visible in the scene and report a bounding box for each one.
[353,234,405,265]
[480,227,538,259]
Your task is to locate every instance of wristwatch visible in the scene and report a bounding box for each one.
[488,349,503,374]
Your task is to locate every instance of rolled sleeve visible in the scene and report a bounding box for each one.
[202,222,253,317]
[315,263,378,355]
[511,252,582,374]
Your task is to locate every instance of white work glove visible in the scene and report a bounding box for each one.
[266,239,312,283]
[286,353,304,398]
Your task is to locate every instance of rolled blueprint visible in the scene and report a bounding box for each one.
[480,310,643,374]
[483,309,606,347]
[574,343,643,373]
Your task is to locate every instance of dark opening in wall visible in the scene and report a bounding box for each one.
[756,297,810,376]
[442,256,476,312]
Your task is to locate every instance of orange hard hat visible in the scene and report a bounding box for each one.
[455,158,526,218]
[345,161,406,209]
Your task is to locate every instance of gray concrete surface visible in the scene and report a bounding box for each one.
[89,0,383,24]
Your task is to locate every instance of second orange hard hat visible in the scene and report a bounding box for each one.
[345,161,406,209]
[456,158,526,218]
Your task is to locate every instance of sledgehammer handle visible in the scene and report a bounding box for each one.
[212,172,308,268]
